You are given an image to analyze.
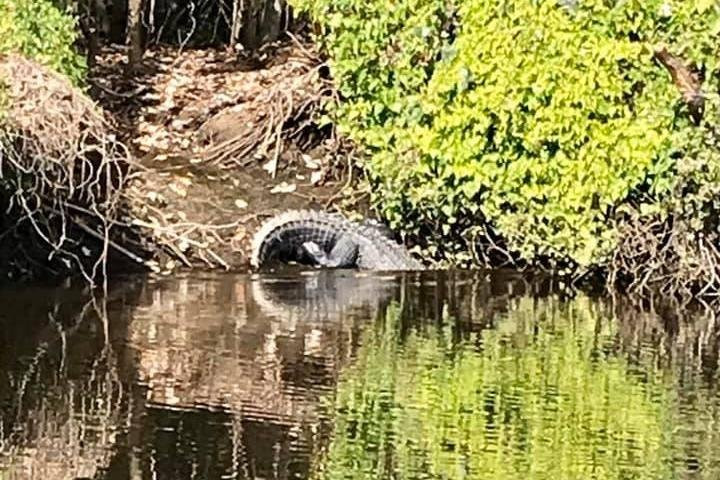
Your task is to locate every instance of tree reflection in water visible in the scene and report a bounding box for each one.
[0,271,717,480]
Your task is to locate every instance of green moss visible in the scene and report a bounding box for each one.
[294,0,720,269]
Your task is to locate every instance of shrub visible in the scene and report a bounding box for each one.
[0,0,86,84]
[294,0,720,270]
[610,107,720,297]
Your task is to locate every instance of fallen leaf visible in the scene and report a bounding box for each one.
[270,182,297,194]
[262,157,277,175]
[145,260,161,273]
[311,170,324,185]
[302,154,321,170]
[177,176,192,186]
[170,119,191,130]
[168,183,187,198]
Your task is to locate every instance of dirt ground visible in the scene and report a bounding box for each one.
[88,39,366,273]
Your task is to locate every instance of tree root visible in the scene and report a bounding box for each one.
[610,212,720,302]
[0,54,134,285]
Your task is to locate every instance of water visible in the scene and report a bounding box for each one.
[0,271,718,480]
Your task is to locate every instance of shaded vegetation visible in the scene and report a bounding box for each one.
[0,55,131,282]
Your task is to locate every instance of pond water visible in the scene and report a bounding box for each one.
[0,270,718,480]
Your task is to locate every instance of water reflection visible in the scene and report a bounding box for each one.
[119,271,397,480]
[318,294,720,480]
[0,280,137,479]
[0,271,718,480]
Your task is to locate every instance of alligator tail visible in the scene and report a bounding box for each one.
[250,210,349,268]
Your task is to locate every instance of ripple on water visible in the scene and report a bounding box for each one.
[0,271,718,479]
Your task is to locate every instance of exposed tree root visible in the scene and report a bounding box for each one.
[86,37,353,274]
[198,36,336,172]
[610,212,720,302]
[0,54,134,285]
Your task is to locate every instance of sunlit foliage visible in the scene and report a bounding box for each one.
[293,0,720,269]
[0,0,85,84]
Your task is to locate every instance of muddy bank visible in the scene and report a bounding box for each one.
[0,38,370,282]
[89,39,368,275]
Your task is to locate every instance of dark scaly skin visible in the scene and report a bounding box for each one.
[251,210,424,271]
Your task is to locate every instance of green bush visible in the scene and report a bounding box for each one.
[0,0,86,85]
[294,0,720,269]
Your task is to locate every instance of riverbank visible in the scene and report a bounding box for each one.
[88,38,370,275]
[0,37,374,281]
[2,16,719,301]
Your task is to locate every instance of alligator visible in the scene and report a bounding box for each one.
[250,210,425,271]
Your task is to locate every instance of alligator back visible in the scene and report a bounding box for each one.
[250,210,424,271]
[352,218,425,270]
[251,210,346,268]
